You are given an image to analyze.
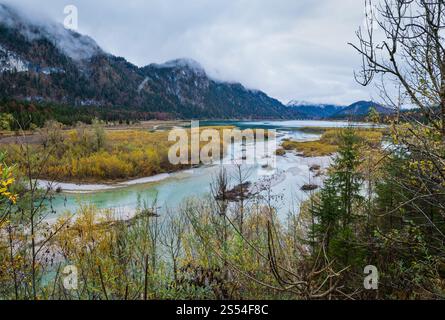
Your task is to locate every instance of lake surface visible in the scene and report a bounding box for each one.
[44,120,372,221]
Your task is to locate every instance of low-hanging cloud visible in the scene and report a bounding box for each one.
[0,3,102,60]
[1,0,376,105]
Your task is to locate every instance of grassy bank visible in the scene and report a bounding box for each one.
[1,123,236,183]
[281,127,385,157]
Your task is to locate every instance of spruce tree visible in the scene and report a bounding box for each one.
[310,127,363,264]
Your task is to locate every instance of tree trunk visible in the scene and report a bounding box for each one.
[441,60,445,142]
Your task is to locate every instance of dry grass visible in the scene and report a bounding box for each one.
[281,128,384,157]
[282,140,338,157]
[2,125,268,183]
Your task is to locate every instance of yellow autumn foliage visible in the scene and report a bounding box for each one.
[0,162,16,204]
[281,128,384,157]
[2,126,235,183]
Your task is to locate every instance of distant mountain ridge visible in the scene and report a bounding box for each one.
[287,100,394,119]
[331,101,394,118]
[286,101,345,119]
[0,4,298,120]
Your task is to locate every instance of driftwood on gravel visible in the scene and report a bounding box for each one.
[301,184,319,191]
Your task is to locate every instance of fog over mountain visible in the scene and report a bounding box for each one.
[0,3,301,120]
[0,4,102,61]
[0,0,376,105]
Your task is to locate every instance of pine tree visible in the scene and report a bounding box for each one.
[332,128,363,227]
[309,178,342,253]
[309,128,363,264]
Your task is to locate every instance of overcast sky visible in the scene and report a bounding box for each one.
[4,0,376,105]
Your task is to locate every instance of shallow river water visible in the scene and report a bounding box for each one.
[43,120,373,220]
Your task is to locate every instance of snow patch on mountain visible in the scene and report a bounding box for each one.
[0,44,28,72]
[137,77,150,93]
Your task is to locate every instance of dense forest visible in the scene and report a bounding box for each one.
[0,99,173,130]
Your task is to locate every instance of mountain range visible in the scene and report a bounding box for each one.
[286,100,394,120]
[0,4,393,121]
